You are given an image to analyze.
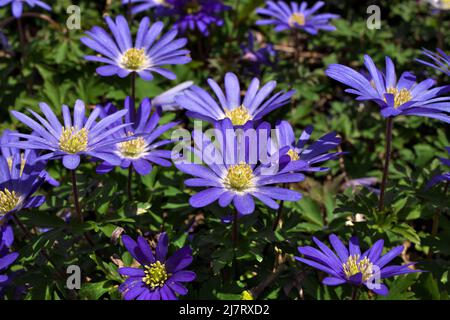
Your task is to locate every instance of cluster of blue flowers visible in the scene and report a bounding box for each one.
[0,0,448,300]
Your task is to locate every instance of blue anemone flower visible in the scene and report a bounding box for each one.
[256,1,339,34]
[0,223,18,290]
[96,97,179,176]
[81,15,191,81]
[9,100,132,170]
[175,72,295,126]
[270,121,343,173]
[122,0,170,15]
[119,232,196,300]
[296,234,423,296]
[175,120,304,215]
[326,55,450,123]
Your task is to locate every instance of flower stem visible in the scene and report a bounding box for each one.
[71,170,83,223]
[432,182,449,236]
[70,170,95,247]
[378,117,394,211]
[351,286,359,300]
[127,166,133,200]
[11,213,65,279]
[273,183,288,231]
[232,209,239,249]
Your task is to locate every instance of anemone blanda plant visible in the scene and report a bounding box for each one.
[119,232,196,300]
[81,15,191,81]
[175,72,295,126]
[9,100,132,223]
[96,97,179,176]
[326,54,450,210]
[417,48,450,77]
[270,120,343,173]
[426,146,450,189]
[10,100,131,171]
[256,1,339,34]
[0,223,18,290]
[1,130,59,187]
[0,151,46,223]
[0,0,51,18]
[155,0,230,36]
[175,119,304,216]
[295,234,422,297]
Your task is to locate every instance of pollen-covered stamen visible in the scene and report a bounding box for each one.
[224,162,255,191]
[287,149,300,161]
[289,12,306,27]
[117,132,147,159]
[386,87,412,108]
[225,105,253,126]
[59,127,89,154]
[120,48,149,71]
[7,154,27,176]
[142,261,169,289]
[0,188,21,215]
[342,254,374,282]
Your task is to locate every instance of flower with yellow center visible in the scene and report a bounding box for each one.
[288,12,306,27]
[342,254,374,282]
[59,127,89,154]
[120,48,149,71]
[287,149,300,161]
[385,87,412,108]
[0,188,21,216]
[117,132,147,159]
[223,162,255,192]
[142,261,169,289]
[224,105,253,126]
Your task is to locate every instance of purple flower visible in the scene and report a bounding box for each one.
[426,146,450,189]
[270,121,343,173]
[155,0,230,36]
[9,100,132,170]
[417,48,450,76]
[0,142,47,221]
[0,0,51,18]
[81,15,191,81]
[326,55,450,123]
[295,234,423,296]
[0,223,18,290]
[118,232,196,300]
[241,32,276,73]
[256,1,339,34]
[96,97,179,176]
[1,130,59,187]
[175,72,295,126]
[122,0,170,15]
[175,120,304,215]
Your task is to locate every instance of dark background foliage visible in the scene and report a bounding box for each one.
[0,0,449,300]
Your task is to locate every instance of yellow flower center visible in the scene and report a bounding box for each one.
[287,149,300,161]
[185,0,201,13]
[117,133,147,159]
[241,290,254,300]
[59,127,89,154]
[142,261,169,289]
[342,255,374,282]
[289,12,306,27]
[225,105,253,126]
[224,162,254,191]
[121,48,148,71]
[0,188,21,215]
[386,87,412,108]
